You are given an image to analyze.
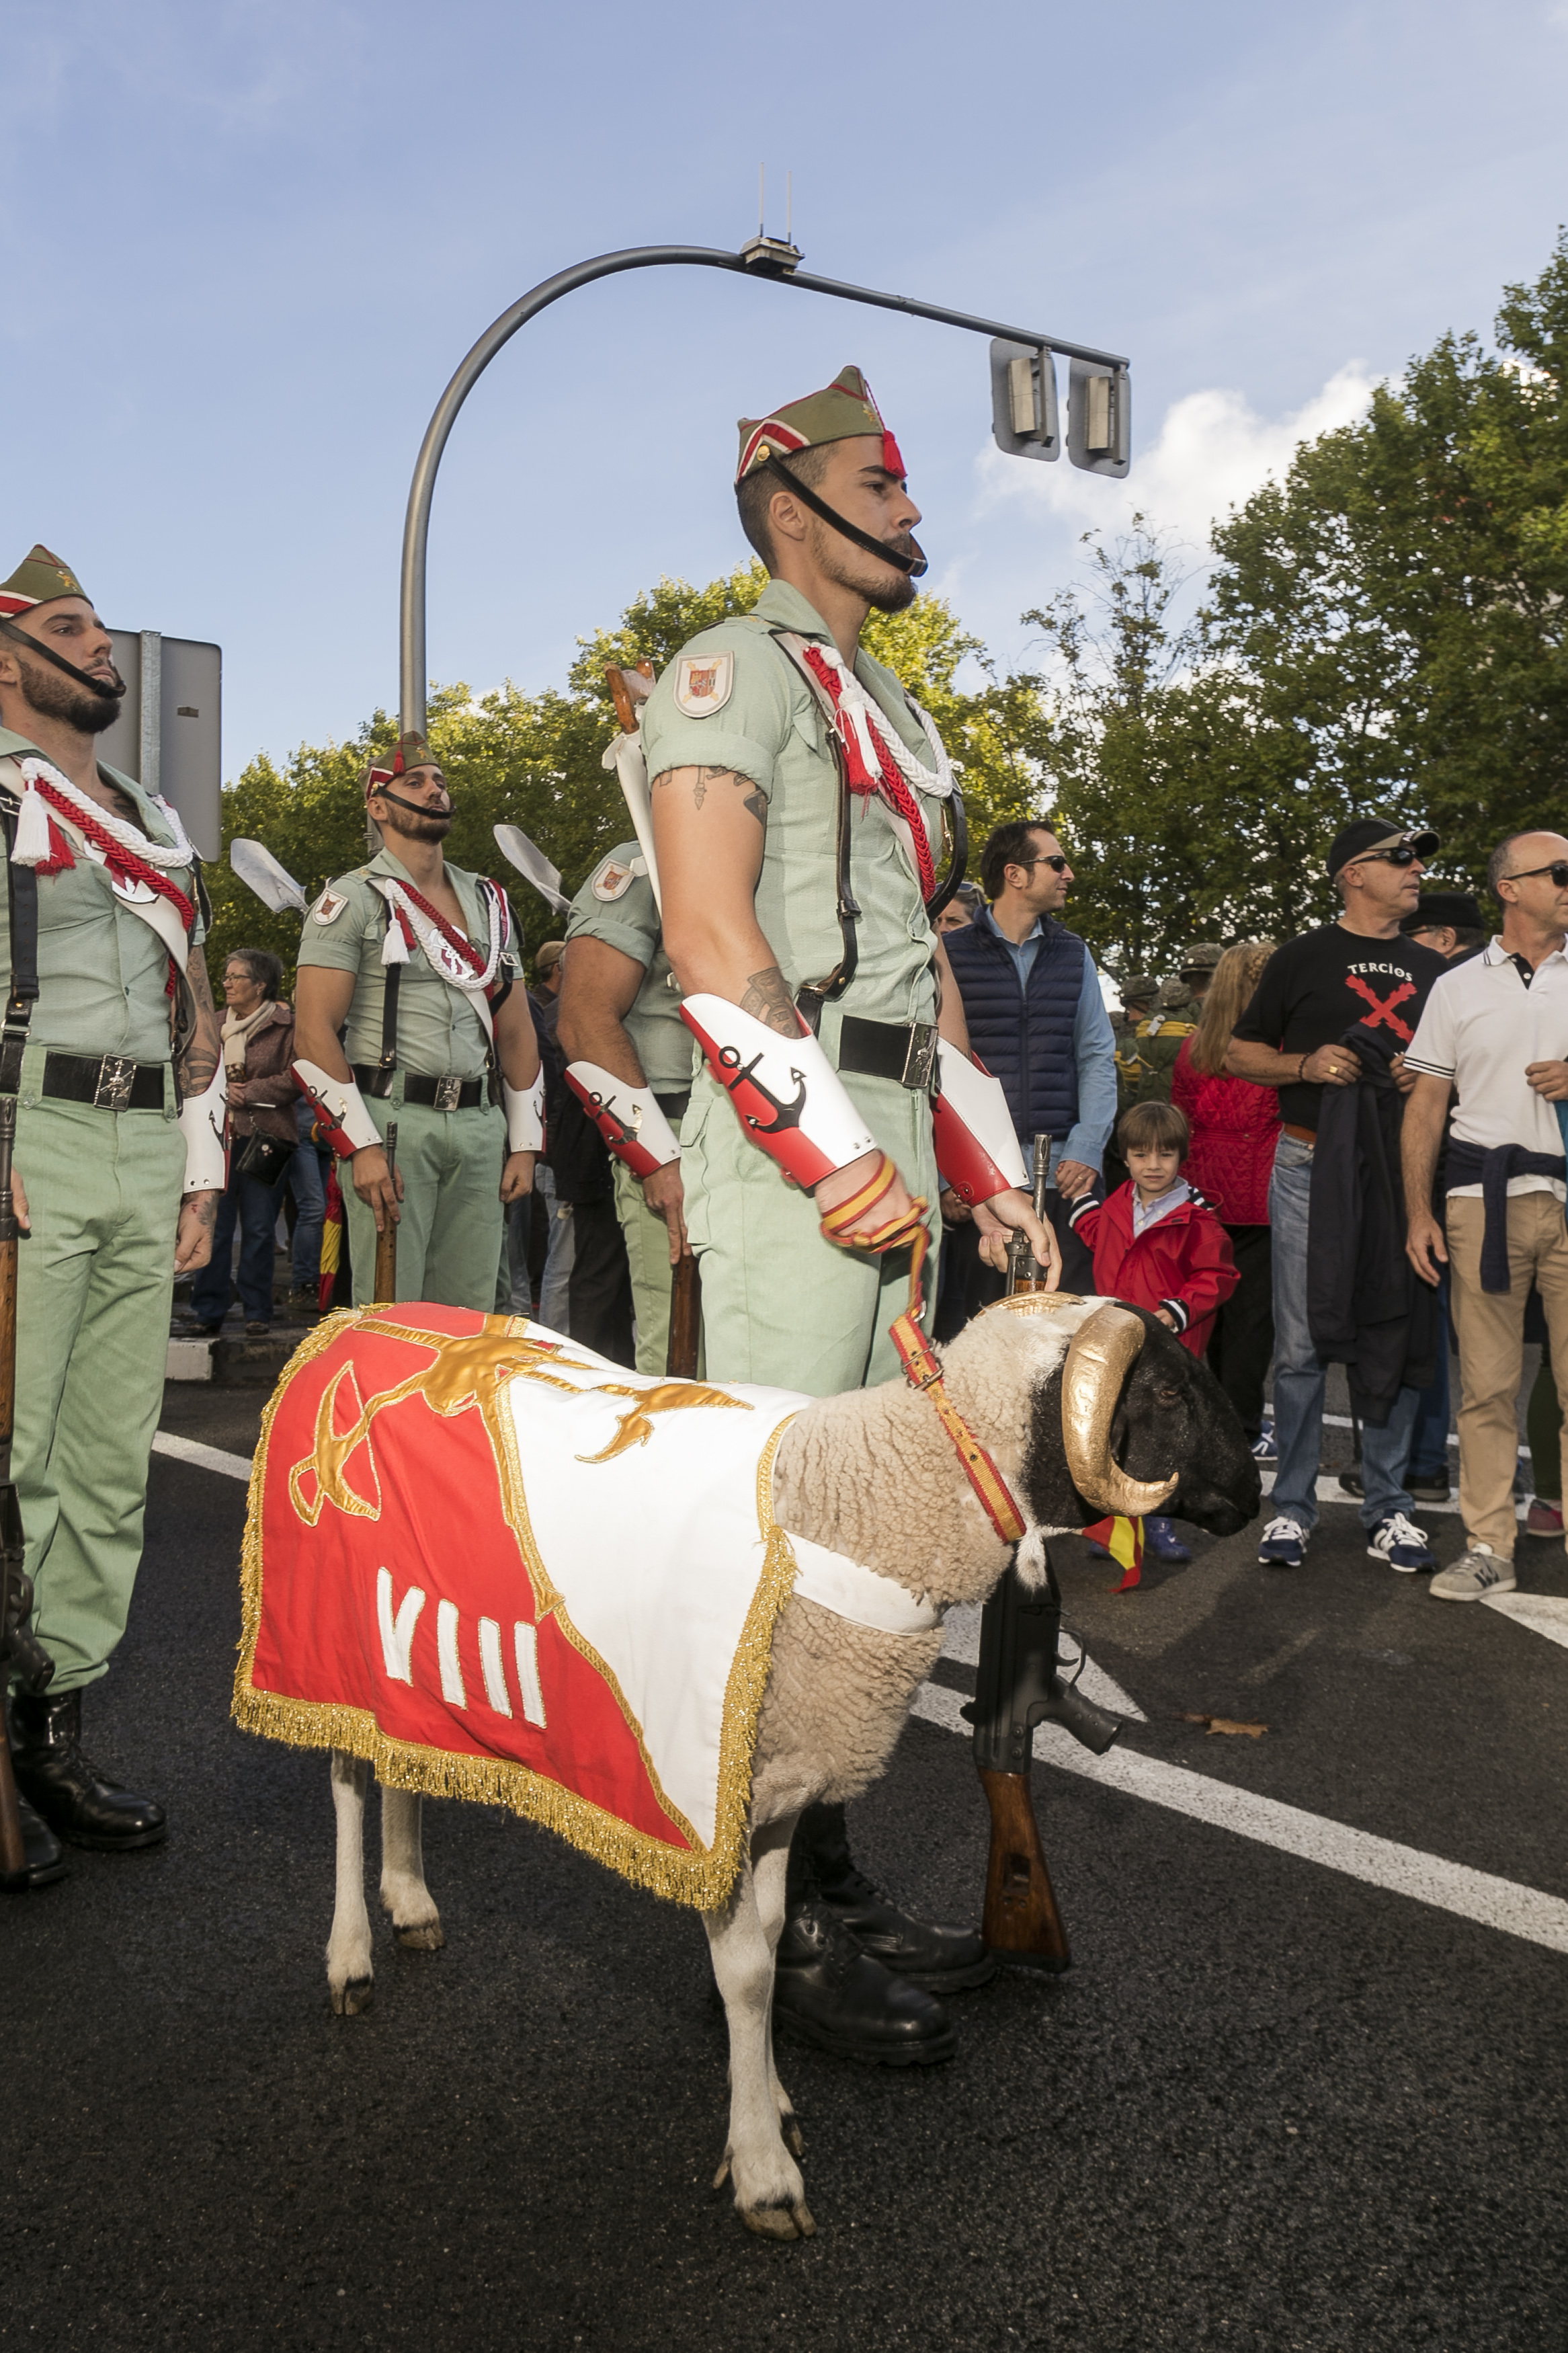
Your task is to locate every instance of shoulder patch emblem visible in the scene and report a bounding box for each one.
[313,888,348,926]
[673,651,734,717]
[591,855,649,903]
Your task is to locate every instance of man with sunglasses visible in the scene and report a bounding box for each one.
[942,818,1117,1295]
[1401,832,1568,1600]
[1229,816,1448,1571]
[292,734,542,1310]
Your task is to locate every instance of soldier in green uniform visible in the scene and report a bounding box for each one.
[1111,970,1157,1108]
[0,547,226,1886]
[556,841,700,1375]
[641,365,1057,2067]
[1123,945,1223,1109]
[292,735,542,1309]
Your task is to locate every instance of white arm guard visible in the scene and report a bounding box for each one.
[503,1070,546,1154]
[565,1063,679,1176]
[930,1041,1029,1205]
[291,1059,382,1158]
[681,993,876,1188]
[178,1065,229,1194]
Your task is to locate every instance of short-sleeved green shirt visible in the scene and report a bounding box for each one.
[0,727,208,1065]
[294,844,519,1081]
[563,842,695,1092]
[636,580,949,1041]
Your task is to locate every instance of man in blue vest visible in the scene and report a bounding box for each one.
[943,820,1116,1296]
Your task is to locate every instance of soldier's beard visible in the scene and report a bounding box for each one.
[812,522,919,615]
[13,652,125,735]
[381,803,452,844]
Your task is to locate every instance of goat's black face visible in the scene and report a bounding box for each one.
[1019,1307,1261,1537]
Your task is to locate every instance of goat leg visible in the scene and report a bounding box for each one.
[326,1750,374,2014]
[379,1784,444,1950]
[702,1841,815,2240]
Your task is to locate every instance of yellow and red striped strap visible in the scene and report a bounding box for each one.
[890,1228,1026,1548]
[817,1151,930,1256]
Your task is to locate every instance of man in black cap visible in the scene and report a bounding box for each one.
[1228,817,1449,1570]
[1401,891,1488,966]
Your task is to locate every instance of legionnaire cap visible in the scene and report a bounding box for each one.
[736,365,907,485]
[1180,943,1225,975]
[363,731,440,801]
[0,544,89,616]
[1402,891,1483,934]
[1326,814,1439,879]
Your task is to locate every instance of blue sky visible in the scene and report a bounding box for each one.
[8,1,1568,779]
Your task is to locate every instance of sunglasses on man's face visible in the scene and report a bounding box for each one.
[1352,844,1423,869]
[1020,854,1069,874]
[1504,861,1568,889]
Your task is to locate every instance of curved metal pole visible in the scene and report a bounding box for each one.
[400,245,747,734]
[399,243,1132,734]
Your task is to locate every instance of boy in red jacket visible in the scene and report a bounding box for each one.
[1068,1100,1239,1562]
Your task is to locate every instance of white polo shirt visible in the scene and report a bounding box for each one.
[1404,938,1568,1199]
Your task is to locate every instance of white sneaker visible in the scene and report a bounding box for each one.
[1430,1545,1517,1602]
[1257,1515,1307,1568]
[1366,1513,1437,1574]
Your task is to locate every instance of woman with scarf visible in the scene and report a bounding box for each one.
[185,949,298,1337]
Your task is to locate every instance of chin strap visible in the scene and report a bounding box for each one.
[760,456,929,578]
[888,1223,1026,1546]
[0,616,122,700]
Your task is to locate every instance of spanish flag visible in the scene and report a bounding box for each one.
[1083,1514,1143,1592]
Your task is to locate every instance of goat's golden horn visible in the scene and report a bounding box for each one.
[1061,1304,1178,1518]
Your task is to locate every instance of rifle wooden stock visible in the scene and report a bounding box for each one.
[372,1120,399,1304]
[665,1252,701,1380]
[977,1766,1070,1969]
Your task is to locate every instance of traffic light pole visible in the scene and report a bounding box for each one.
[398,239,1128,735]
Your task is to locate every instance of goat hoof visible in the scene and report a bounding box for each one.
[712,2153,732,2191]
[332,1976,374,2017]
[395,1921,444,1952]
[780,2111,805,2159]
[743,2199,815,2241]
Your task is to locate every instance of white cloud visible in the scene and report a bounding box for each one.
[975,362,1378,551]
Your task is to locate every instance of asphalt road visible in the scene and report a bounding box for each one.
[4,1373,1566,2353]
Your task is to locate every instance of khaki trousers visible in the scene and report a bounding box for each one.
[343,1092,507,1312]
[611,1109,705,1380]
[1448,1191,1568,1558]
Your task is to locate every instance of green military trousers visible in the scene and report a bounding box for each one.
[611,1109,706,1378]
[12,1053,185,1691]
[679,1067,940,1398]
[345,1090,508,1312]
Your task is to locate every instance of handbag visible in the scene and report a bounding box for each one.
[236,1127,293,1187]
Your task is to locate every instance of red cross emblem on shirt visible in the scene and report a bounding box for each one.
[1346,973,1416,1041]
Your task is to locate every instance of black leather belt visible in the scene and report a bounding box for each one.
[835,1014,940,1093]
[42,1050,166,1111]
[653,1088,690,1121]
[354,1065,486,1111]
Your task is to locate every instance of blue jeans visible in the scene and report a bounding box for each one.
[284,1100,328,1292]
[190,1162,282,1325]
[1408,1266,1452,1480]
[1269,1133,1419,1534]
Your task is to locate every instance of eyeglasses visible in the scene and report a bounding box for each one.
[1351,844,1423,869]
[1503,861,1568,888]
[1018,854,1069,874]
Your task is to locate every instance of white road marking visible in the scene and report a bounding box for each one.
[1481,1592,1568,1650]
[158,1425,1568,1948]
[911,1680,1568,1956]
[151,1431,254,1482]
[942,1601,1145,1720]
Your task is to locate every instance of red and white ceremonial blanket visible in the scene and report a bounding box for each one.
[234,1304,809,1907]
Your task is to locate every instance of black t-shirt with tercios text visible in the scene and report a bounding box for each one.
[1232,924,1450,1132]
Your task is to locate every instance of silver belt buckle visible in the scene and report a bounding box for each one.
[433,1074,462,1112]
[901,1022,940,1094]
[94,1054,136,1111]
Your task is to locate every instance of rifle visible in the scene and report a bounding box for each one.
[0,1094,53,1887]
[964,1130,1122,1970]
[665,1252,702,1380]
[373,1119,399,1304]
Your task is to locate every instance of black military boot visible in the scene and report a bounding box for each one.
[0,1783,69,1890]
[772,1900,957,2065]
[802,1800,995,1993]
[10,1689,166,1851]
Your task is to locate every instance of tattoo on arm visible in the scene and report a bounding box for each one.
[177,949,222,1095]
[739,964,799,1038]
[652,768,766,826]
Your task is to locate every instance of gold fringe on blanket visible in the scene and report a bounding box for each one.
[231,1312,799,1911]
